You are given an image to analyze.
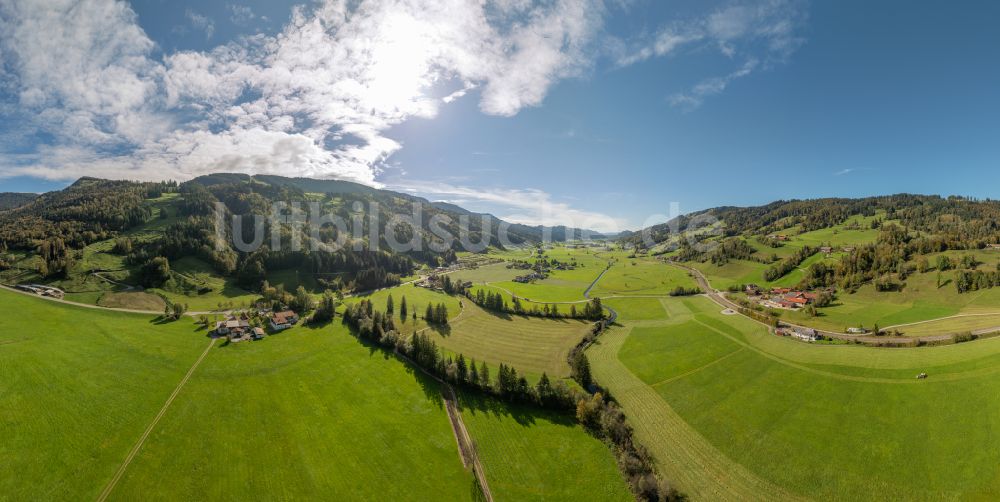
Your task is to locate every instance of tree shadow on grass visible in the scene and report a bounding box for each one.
[430,323,453,336]
[457,389,547,425]
[149,315,178,325]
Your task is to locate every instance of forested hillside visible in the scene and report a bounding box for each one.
[0,192,38,211]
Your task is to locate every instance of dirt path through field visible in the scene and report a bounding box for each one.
[394,349,494,502]
[96,338,215,502]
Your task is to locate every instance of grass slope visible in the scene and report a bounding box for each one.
[434,302,594,380]
[0,289,208,500]
[111,325,476,500]
[459,392,631,501]
[592,294,1000,500]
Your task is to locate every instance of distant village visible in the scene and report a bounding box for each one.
[507,257,577,284]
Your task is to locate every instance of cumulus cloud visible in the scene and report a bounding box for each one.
[0,0,610,187]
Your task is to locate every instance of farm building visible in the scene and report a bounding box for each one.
[790,327,819,342]
[269,310,299,331]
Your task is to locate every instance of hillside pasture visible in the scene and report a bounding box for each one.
[0,289,208,500]
[432,301,595,380]
[589,257,697,297]
[590,294,1000,500]
[110,325,477,501]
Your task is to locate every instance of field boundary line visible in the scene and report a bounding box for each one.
[883,312,1000,330]
[649,347,746,388]
[96,338,215,502]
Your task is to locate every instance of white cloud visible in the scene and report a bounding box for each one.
[396,180,628,233]
[0,0,165,145]
[228,4,256,26]
[668,59,758,110]
[185,9,215,40]
[0,0,613,189]
[618,0,806,108]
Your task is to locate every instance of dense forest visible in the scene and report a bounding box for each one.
[623,194,1000,249]
[0,192,38,211]
[629,195,1000,295]
[0,174,602,294]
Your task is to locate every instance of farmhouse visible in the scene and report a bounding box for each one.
[820,246,833,254]
[270,310,299,331]
[790,327,819,342]
[745,284,762,296]
[762,289,820,310]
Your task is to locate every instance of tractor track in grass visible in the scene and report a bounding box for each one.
[97,338,215,502]
[393,349,494,502]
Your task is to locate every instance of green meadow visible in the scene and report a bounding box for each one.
[0,289,208,500]
[432,301,595,380]
[588,257,698,297]
[589,295,1000,500]
[110,324,476,501]
[459,392,631,502]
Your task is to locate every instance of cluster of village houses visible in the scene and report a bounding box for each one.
[507,258,575,284]
[213,309,299,342]
[745,285,822,310]
[415,274,472,291]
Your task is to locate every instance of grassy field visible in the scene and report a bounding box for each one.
[110,324,477,500]
[604,297,669,321]
[589,294,1000,500]
[459,392,631,501]
[589,257,698,297]
[151,257,258,311]
[433,301,595,380]
[887,313,1000,337]
[97,291,167,311]
[0,288,209,500]
[1,288,481,500]
[450,262,522,284]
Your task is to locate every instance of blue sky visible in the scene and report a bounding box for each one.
[1,0,998,231]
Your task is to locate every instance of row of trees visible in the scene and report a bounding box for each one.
[467,289,607,320]
[763,245,817,282]
[342,294,679,501]
[424,303,450,325]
